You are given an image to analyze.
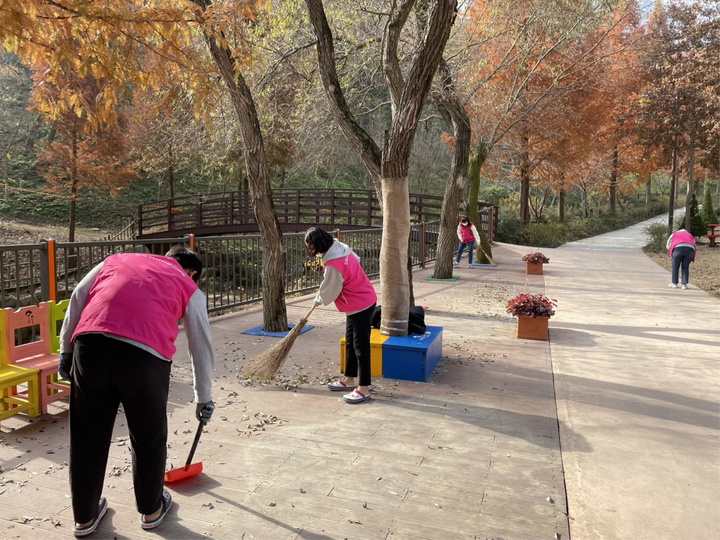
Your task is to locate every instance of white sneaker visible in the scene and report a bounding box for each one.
[467,265,472,269]
[452,262,459,267]
[681,284,688,290]
[668,283,678,288]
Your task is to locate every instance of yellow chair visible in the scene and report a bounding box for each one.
[47,299,70,354]
[0,307,40,422]
[2,304,70,415]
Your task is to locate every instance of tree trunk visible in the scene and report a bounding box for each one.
[685,128,695,231]
[669,134,678,231]
[558,183,565,222]
[304,0,456,336]
[432,58,471,280]
[69,124,78,243]
[195,0,287,331]
[379,179,410,335]
[609,148,618,216]
[167,161,175,202]
[519,129,531,225]
[467,147,492,264]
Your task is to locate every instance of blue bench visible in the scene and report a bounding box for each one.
[381,325,443,382]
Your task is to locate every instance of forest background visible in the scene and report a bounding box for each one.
[1,0,719,319]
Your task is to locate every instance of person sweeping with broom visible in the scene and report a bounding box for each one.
[58,246,215,536]
[304,227,377,404]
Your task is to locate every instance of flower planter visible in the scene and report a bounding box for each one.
[516,315,549,340]
[525,261,544,275]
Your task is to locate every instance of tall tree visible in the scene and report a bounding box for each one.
[304,0,457,335]
[29,59,138,240]
[460,0,642,224]
[2,0,289,330]
[638,1,720,230]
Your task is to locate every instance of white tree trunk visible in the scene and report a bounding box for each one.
[380,178,410,335]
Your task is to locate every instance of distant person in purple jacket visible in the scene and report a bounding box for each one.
[666,229,696,290]
[305,227,377,404]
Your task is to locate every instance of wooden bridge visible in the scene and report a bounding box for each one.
[136,188,497,240]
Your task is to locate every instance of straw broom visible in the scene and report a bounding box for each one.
[478,244,497,267]
[248,303,317,379]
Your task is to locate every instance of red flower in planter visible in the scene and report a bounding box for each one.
[522,252,550,264]
[505,293,557,318]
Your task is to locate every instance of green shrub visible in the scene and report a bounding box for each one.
[514,221,568,248]
[643,223,669,253]
[675,194,706,237]
[702,186,718,225]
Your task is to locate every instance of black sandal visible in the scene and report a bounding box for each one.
[73,496,108,537]
[140,489,173,530]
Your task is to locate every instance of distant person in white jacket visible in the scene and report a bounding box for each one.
[454,216,481,268]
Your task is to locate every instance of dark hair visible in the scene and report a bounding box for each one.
[165,245,203,282]
[304,227,334,256]
[460,216,470,223]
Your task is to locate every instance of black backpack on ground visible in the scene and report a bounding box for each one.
[371,305,426,334]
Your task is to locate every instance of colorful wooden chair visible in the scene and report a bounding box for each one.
[47,299,70,354]
[2,303,70,415]
[0,308,41,422]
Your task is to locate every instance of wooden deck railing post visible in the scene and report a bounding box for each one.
[167,199,174,232]
[40,239,57,302]
[137,204,144,236]
[185,234,196,251]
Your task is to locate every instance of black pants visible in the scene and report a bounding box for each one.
[344,304,375,387]
[70,334,170,522]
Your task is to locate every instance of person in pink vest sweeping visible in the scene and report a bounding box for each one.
[454,215,481,268]
[666,228,696,290]
[304,227,377,404]
[58,246,215,536]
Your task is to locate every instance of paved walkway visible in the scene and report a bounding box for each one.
[0,215,717,539]
[552,214,719,540]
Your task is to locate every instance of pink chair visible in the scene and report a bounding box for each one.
[0,309,41,422]
[2,303,70,415]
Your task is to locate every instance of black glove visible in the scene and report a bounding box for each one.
[58,353,73,381]
[196,401,215,425]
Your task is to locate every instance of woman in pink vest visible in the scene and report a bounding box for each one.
[666,228,696,289]
[58,246,215,536]
[454,215,481,268]
[305,227,377,404]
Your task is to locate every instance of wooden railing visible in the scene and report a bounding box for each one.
[136,188,448,238]
[0,222,442,313]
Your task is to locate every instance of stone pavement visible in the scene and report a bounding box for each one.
[0,216,718,540]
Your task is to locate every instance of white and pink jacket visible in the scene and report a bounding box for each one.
[666,229,696,262]
[315,239,377,314]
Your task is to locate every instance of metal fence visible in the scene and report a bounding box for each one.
[0,221,440,313]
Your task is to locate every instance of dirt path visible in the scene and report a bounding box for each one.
[0,218,109,244]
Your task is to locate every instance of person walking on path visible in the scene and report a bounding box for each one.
[304,227,377,404]
[454,215,481,268]
[666,228,696,290]
[58,246,215,537]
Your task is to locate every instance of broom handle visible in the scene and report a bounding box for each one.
[302,303,317,321]
[184,419,204,471]
[478,244,497,266]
